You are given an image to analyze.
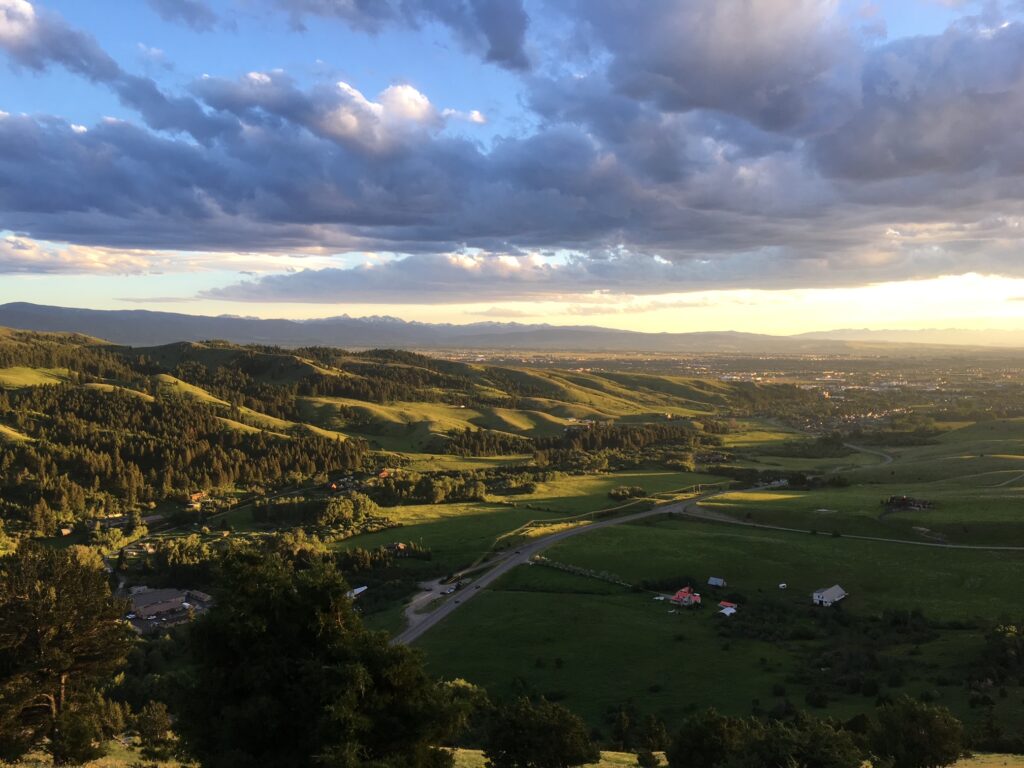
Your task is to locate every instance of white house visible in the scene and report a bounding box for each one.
[812,584,848,607]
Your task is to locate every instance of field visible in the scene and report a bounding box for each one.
[709,416,1024,546]
[417,517,1024,730]
[0,366,70,387]
[339,470,723,633]
[701,485,1024,546]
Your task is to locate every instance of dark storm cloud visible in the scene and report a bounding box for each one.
[814,21,1024,179]
[4,1,1024,299]
[553,0,860,133]
[273,0,530,70]
[146,0,219,32]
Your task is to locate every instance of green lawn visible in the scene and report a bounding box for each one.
[417,518,1024,730]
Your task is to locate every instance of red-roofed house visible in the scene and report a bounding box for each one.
[670,586,702,607]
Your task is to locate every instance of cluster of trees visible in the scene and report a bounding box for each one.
[442,427,535,457]
[0,332,141,384]
[252,491,389,532]
[536,422,706,453]
[608,485,647,500]
[0,541,974,768]
[0,385,367,537]
[666,702,962,768]
[374,471,489,505]
[370,467,557,506]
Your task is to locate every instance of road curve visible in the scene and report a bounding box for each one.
[390,496,707,645]
[843,443,895,465]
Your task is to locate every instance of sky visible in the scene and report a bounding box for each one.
[3,0,1024,334]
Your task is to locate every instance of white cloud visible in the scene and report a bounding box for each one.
[0,0,36,47]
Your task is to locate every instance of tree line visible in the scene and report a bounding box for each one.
[0,541,975,768]
[0,385,367,537]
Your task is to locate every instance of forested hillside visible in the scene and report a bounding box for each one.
[0,328,818,544]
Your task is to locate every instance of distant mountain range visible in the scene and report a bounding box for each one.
[0,302,1021,354]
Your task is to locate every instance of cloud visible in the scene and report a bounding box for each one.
[0,234,176,274]
[5,1,1024,302]
[272,0,530,70]
[555,0,859,133]
[0,0,120,80]
[464,306,538,318]
[146,0,218,32]
[0,1,232,142]
[813,21,1024,179]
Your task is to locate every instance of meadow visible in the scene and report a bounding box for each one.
[417,517,1024,730]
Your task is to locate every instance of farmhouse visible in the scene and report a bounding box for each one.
[669,586,702,607]
[811,584,848,607]
[707,576,727,588]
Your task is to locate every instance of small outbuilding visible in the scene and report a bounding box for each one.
[707,576,727,588]
[811,584,848,607]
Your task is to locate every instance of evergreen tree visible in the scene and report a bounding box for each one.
[0,543,133,762]
[482,697,600,768]
[175,551,460,768]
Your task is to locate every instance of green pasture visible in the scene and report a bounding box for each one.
[547,518,1024,619]
[419,518,1024,729]
[503,471,724,515]
[702,484,1024,545]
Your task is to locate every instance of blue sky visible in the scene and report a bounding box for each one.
[3,0,1024,333]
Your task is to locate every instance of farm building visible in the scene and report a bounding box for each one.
[127,586,214,633]
[811,584,848,607]
[670,586,702,607]
[707,576,727,588]
[719,606,737,617]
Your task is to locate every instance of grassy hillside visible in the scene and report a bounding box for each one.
[0,366,71,387]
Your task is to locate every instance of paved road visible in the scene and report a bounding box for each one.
[393,472,1024,645]
[391,496,704,645]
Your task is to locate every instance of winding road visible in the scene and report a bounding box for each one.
[391,494,710,645]
[392,445,1024,645]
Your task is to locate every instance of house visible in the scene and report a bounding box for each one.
[707,576,727,588]
[718,600,738,610]
[127,587,214,633]
[812,584,848,607]
[187,491,208,503]
[669,586,702,607]
[386,542,409,557]
[130,588,187,619]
